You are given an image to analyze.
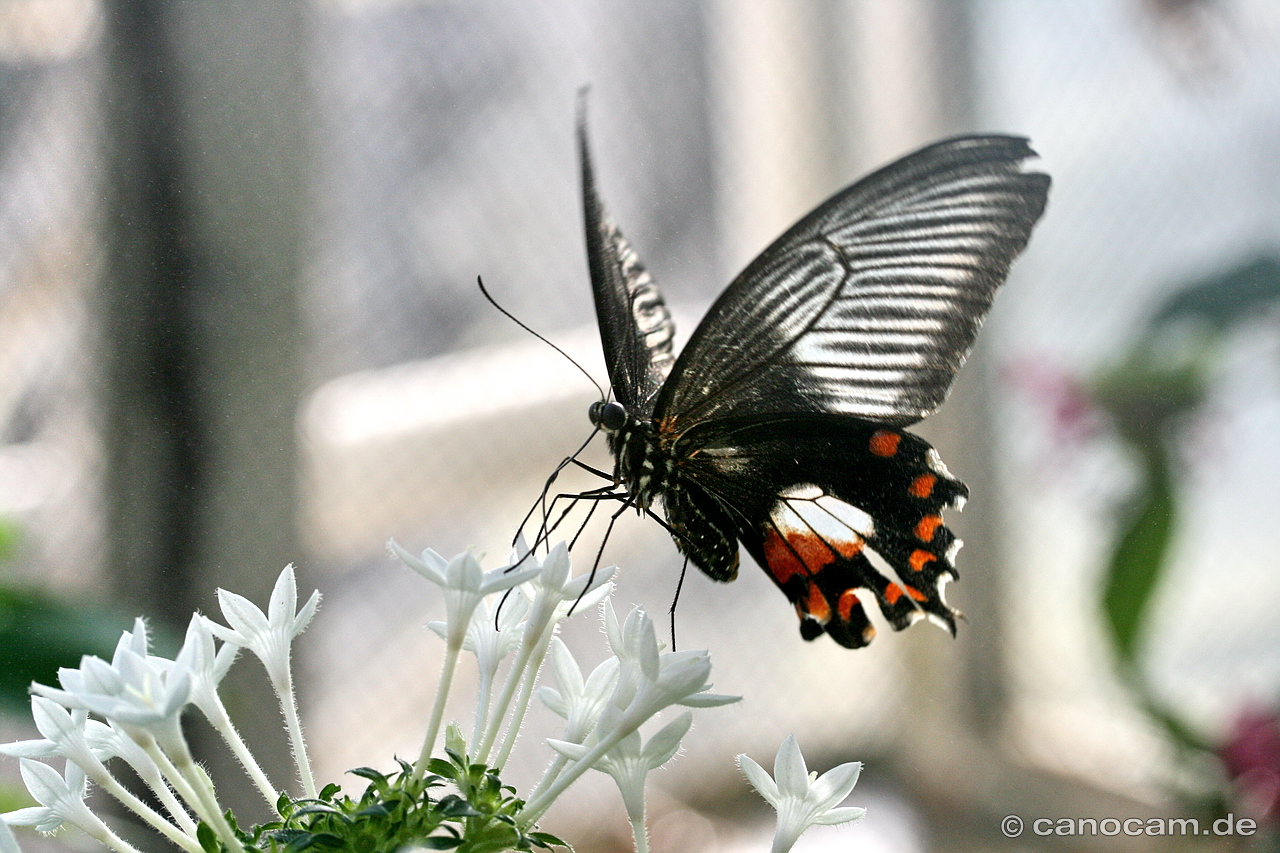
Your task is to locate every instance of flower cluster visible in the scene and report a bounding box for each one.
[0,539,864,853]
[1,567,317,852]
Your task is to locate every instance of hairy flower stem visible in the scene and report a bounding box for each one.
[87,821,145,853]
[414,640,461,781]
[520,727,631,825]
[474,640,531,765]
[275,664,317,799]
[92,767,202,852]
[203,692,280,806]
[143,736,238,849]
[493,625,556,770]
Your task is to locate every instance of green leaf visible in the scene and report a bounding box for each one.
[1101,446,1175,670]
[428,757,457,779]
[437,794,482,818]
[1151,255,1280,330]
[528,830,570,849]
[196,822,221,853]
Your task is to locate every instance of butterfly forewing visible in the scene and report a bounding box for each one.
[578,112,675,417]
[654,136,1050,430]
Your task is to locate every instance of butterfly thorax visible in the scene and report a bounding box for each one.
[590,400,672,509]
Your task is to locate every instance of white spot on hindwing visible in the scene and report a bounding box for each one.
[774,484,876,539]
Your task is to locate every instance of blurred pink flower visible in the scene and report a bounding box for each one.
[1219,707,1280,825]
[1004,357,1102,445]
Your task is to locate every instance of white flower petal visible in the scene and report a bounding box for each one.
[546,739,590,761]
[807,761,861,809]
[738,753,780,805]
[810,806,866,826]
[267,564,299,629]
[0,816,22,853]
[642,712,692,769]
[679,691,741,708]
[773,736,810,797]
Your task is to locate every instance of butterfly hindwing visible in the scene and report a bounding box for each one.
[665,415,967,648]
[655,135,1050,430]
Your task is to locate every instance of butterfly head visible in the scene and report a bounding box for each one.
[588,399,628,433]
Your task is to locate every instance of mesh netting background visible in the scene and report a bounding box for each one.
[3,1,1279,850]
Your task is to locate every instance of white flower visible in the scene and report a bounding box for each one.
[738,736,865,853]
[602,604,738,732]
[179,614,238,721]
[31,619,192,745]
[549,711,692,832]
[516,538,614,633]
[539,637,620,743]
[207,564,318,690]
[4,759,96,835]
[391,541,539,646]
[429,593,528,681]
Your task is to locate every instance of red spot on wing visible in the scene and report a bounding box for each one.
[909,549,936,573]
[805,582,830,622]
[885,583,904,605]
[909,474,936,498]
[763,527,862,584]
[869,430,901,457]
[915,514,942,542]
[837,589,860,622]
[905,585,928,602]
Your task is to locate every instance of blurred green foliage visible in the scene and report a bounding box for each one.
[0,519,130,710]
[1092,253,1280,773]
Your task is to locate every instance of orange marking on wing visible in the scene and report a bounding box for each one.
[885,583,904,605]
[909,474,936,498]
[805,582,830,622]
[905,585,928,602]
[836,536,864,559]
[837,589,860,622]
[763,530,808,584]
[763,528,847,584]
[909,549,936,573]
[915,514,942,542]
[869,430,901,457]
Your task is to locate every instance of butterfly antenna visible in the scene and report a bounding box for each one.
[476,275,605,399]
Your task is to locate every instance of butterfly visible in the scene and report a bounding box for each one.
[577,110,1049,648]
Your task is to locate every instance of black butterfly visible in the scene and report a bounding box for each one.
[577,111,1049,649]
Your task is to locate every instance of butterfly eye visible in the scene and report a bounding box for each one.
[589,400,628,432]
